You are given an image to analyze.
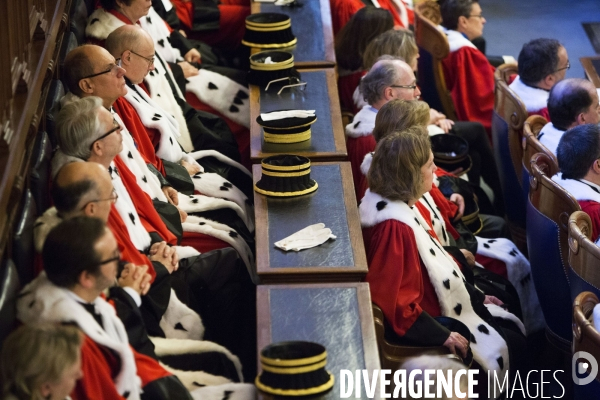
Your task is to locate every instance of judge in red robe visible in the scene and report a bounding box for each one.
[360,129,524,382]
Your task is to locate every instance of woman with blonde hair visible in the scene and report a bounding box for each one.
[363,29,419,71]
[360,128,524,395]
[1,324,83,400]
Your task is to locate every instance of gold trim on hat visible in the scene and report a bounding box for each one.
[245,21,292,31]
[246,17,291,29]
[254,182,318,197]
[258,118,317,130]
[255,373,334,396]
[264,130,311,144]
[242,38,298,49]
[262,167,310,177]
[250,60,295,71]
[261,349,326,367]
[261,359,327,374]
[261,158,310,172]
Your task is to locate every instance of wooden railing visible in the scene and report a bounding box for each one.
[0,0,70,262]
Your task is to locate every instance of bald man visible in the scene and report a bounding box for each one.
[36,160,258,380]
[538,78,600,155]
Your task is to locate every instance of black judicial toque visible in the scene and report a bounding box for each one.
[254,155,318,197]
[435,317,474,367]
[430,134,472,176]
[242,13,297,49]
[255,341,334,397]
[248,50,301,89]
[257,110,316,144]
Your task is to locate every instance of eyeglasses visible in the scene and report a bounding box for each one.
[81,188,119,211]
[90,119,121,150]
[130,50,155,67]
[97,254,121,266]
[555,61,570,73]
[80,59,122,79]
[390,84,418,90]
[468,14,484,19]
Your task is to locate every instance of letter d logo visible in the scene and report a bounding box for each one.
[572,351,599,385]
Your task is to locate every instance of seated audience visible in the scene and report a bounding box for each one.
[539,78,600,155]
[1,324,83,400]
[554,124,600,243]
[335,8,394,113]
[509,38,569,119]
[360,128,526,391]
[362,99,542,334]
[347,58,503,215]
[19,217,255,399]
[61,45,255,246]
[439,0,495,135]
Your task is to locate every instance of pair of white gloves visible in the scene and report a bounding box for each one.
[275,223,336,252]
[260,110,316,121]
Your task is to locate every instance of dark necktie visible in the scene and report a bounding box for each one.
[79,302,104,329]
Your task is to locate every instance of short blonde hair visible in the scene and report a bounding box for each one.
[368,126,431,201]
[363,29,419,70]
[372,99,431,142]
[1,324,82,400]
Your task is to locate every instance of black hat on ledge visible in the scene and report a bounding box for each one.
[430,134,472,176]
[257,109,317,144]
[242,13,297,49]
[254,155,318,197]
[255,341,334,397]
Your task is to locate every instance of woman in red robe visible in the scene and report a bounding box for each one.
[360,127,524,384]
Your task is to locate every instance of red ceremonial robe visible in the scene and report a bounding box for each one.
[580,200,600,243]
[71,336,172,400]
[374,0,412,28]
[442,30,495,138]
[330,0,365,35]
[363,219,443,338]
[338,71,365,114]
[348,135,376,200]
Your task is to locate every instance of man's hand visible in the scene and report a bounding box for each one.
[178,61,199,78]
[181,158,202,176]
[443,331,468,358]
[484,295,505,307]
[436,119,455,133]
[149,241,179,273]
[162,186,179,206]
[184,48,201,63]
[459,249,476,267]
[449,193,465,221]
[118,264,152,296]
[177,206,188,223]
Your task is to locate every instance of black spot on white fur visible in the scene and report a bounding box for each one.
[453,270,459,277]
[90,18,99,24]
[127,151,133,159]
[430,248,435,256]
[470,333,476,344]
[376,201,387,211]
[142,176,147,183]
[229,105,239,113]
[220,186,229,191]
[223,182,233,188]
[236,90,249,100]
[146,16,152,24]
[229,231,239,238]
[149,71,155,77]
[192,199,199,204]
[152,113,161,121]
[483,243,490,249]
[354,121,361,128]
[222,391,234,400]
[129,213,136,224]
[169,137,173,145]
[454,303,462,315]
[174,322,187,331]
[199,222,205,225]
[233,97,244,105]
[192,382,205,387]
[443,279,450,289]
[208,82,218,90]
[488,239,497,243]
[157,39,164,47]
[478,324,489,334]
[497,356,504,370]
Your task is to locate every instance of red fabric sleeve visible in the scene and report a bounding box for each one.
[171,0,194,30]
[180,231,230,253]
[374,0,407,28]
[71,337,127,400]
[133,347,173,386]
[529,107,550,121]
[429,186,460,240]
[114,157,178,246]
[108,207,157,281]
[579,200,600,242]
[364,220,441,337]
[330,0,365,35]
[346,135,376,201]
[338,71,364,114]
[112,97,165,175]
[442,47,495,137]
[475,254,508,279]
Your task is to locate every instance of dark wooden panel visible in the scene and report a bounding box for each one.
[253,162,367,283]
[250,0,335,68]
[257,283,380,400]
[250,68,346,163]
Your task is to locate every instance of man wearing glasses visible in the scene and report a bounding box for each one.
[439,0,496,136]
[509,38,570,120]
[538,78,600,156]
